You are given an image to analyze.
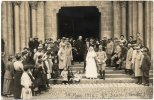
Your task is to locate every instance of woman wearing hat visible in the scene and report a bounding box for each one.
[13,53,24,99]
[3,56,14,97]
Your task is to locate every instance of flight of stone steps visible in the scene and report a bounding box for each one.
[49,62,153,84]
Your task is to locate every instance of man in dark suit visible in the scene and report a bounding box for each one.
[141,47,151,86]
[74,36,84,63]
[33,37,39,50]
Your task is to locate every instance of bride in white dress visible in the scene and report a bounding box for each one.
[85,46,98,79]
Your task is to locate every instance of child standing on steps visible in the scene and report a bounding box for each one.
[21,65,33,99]
[61,68,68,84]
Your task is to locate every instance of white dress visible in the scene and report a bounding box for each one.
[21,72,32,99]
[85,51,98,78]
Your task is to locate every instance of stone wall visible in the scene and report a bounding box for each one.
[1,1,153,56]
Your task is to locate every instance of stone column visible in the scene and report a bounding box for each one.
[51,8,58,41]
[7,2,14,55]
[132,1,138,40]
[145,2,150,48]
[25,1,30,47]
[150,2,153,64]
[36,1,45,42]
[98,2,112,39]
[44,1,52,39]
[20,2,26,50]
[120,1,127,37]
[1,1,8,55]
[29,1,37,38]
[98,7,103,39]
[128,2,133,37]
[13,1,22,53]
[137,1,144,41]
[113,1,121,39]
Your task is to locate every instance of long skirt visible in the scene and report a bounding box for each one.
[21,88,32,99]
[13,71,22,99]
[3,79,12,95]
[86,59,98,78]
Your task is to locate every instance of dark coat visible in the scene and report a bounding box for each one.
[29,41,35,52]
[141,54,151,70]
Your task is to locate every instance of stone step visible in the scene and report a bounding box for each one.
[49,78,153,84]
[81,74,153,78]
[70,66,153,73]
[32,83,152,99]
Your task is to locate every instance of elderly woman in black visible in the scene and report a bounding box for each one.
[13,53,24,99]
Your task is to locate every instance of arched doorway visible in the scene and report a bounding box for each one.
[57,6,101,40]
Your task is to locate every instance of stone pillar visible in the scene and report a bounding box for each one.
[36,1,45,42]
[145,2,150,49]
[99,7,103,39]
[120,1,127,37]
[137,1,144,41]
[128,2,133,37]
[44,1,52,39]
[7,2,14,55]
[113,1,121,39]
[150,2,153,65]
[13,1,21,53]
[98,2,112,39]
[132,1,138,40]
[51,8,58,41]
[1,1,8,55]
[25,1,30,47]
[29,1,37,38]
[20,2,26,50]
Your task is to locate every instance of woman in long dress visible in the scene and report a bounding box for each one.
[3,56,14,97]
[13,53,24,99]
[85,46,98,79]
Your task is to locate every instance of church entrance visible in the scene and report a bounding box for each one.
[57,6,101,40]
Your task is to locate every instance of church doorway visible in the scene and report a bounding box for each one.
[57,6,101,40]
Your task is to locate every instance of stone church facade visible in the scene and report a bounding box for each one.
[1,1,153,56]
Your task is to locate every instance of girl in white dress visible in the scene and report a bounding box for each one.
[85,46,98,79]
[21,66,33,99]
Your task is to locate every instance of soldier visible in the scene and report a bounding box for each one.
[119,43,128,70]
[106,38,114,67]
[96,45,107,80]
[141,48,151,86]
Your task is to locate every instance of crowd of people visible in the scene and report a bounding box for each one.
[1,32,151,99]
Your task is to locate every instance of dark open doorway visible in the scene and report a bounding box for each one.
[57,6,101,40]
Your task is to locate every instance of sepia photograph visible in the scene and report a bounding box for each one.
[1,0,153,99]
